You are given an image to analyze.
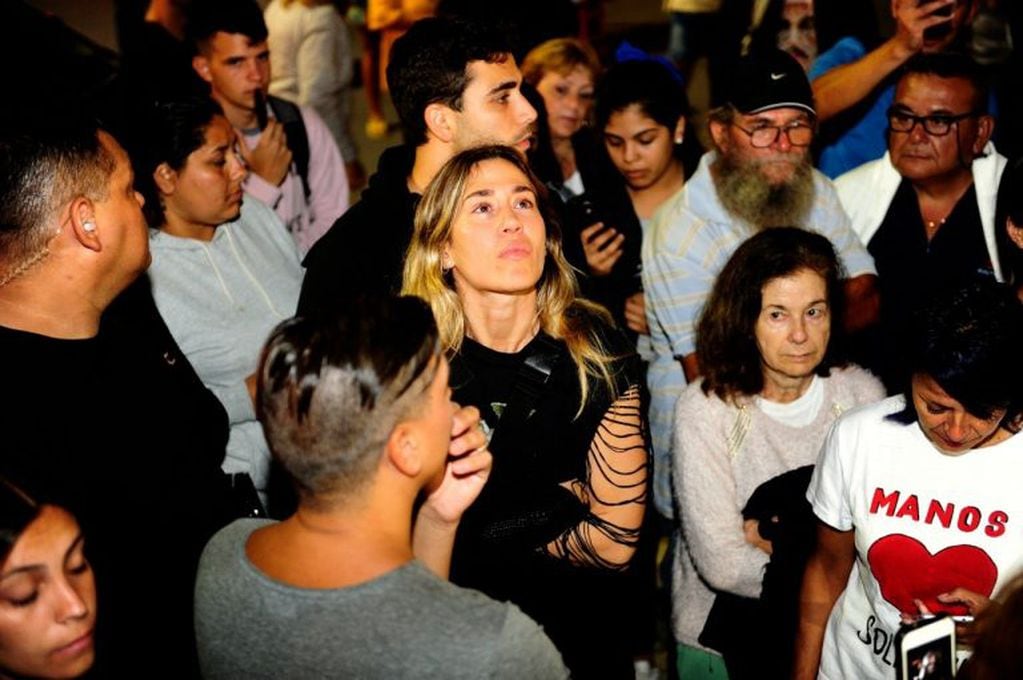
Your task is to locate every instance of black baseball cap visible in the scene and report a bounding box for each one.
[719,49,816,117]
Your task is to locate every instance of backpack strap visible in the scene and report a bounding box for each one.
[490,333,563,444]
[267,95,311,203]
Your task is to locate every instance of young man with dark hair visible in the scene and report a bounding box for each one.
[190,0,348,254]
[297,16,536,317]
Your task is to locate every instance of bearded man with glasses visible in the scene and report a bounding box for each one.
[640,49,878,527]
[835,52,1002,393]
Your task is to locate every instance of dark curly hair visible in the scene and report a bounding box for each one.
[697,227,846,401]
[386,16,515,147]
[890,279,1023,426]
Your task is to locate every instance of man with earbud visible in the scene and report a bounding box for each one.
[0,115,241,677]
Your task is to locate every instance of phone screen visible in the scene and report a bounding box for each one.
[897,617,956,680]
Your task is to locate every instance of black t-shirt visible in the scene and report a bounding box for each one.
[867,180,994,388]
[448,319,644,679]
[0,279,237,678]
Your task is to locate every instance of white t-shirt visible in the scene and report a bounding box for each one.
[755,375,823,427]
[808,396,1023,679]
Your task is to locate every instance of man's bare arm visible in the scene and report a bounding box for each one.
[812,0,956,122]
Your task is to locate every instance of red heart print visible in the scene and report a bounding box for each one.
[867,534,997,615]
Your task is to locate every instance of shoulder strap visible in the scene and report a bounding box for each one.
[267,95,311,202]
[488,334,563,450]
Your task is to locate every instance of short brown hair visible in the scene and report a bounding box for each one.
[257,297,441,506]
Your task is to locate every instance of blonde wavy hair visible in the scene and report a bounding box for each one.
[521,37,601,86]
[402,145,619,410]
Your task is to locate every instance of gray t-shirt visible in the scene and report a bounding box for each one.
[195,519,568,679]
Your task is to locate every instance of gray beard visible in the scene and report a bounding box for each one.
[712,154,816,229]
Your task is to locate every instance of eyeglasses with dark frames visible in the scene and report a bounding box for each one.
[730,121,815,148]
[886,107,979,136]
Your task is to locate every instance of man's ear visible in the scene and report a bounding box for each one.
[153,162,178,196]
[708,119,729,152]
[192,55,213,84]
[972,114,995,155]
[67,196,102,253]
[424,102,456,144]
[385,423,423,478]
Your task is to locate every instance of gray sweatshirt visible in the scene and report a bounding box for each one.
[149,199,303,496]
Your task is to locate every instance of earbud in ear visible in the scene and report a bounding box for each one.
[83,221,96,233]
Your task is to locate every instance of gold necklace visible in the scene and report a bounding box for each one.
[924,216,947,239]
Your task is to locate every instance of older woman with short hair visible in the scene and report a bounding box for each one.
[673,227,884,679]
[403,144,648,678]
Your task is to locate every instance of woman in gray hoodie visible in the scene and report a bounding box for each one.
[127,96,304,510]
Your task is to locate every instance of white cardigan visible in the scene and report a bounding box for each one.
[834,142,1007,281]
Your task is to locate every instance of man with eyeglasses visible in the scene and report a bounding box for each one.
[810,0,981,178]
[641,49,877,528]
[835,52,1003,392]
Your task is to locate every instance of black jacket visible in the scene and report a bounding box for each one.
[298,144,419,317]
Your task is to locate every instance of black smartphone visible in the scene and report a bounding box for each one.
[254,90,269,131]
[921,0,955,42]
[564,195,605,235]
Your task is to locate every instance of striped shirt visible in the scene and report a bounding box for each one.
[641,152,876,518]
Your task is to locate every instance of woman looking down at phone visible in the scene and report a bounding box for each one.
[522,39,645,337]
[794,279,1023,680]
[403,145,648,679]
[0,479,96,679]
[124,96,304,511]
[672,228,883,679]
[594,57,699,343]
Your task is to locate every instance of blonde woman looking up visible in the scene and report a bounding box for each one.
[403,145,648,679]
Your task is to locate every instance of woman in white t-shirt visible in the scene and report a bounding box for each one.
[796,280,1023,680]
[672,227,884,679]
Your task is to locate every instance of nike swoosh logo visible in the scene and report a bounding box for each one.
[770,73,786,80]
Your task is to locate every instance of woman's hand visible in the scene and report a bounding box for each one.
[419,405,492,526]
[901,588,994,647]
[580,222,625,276]
[624,292,649,335]
[743,518,773,555]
